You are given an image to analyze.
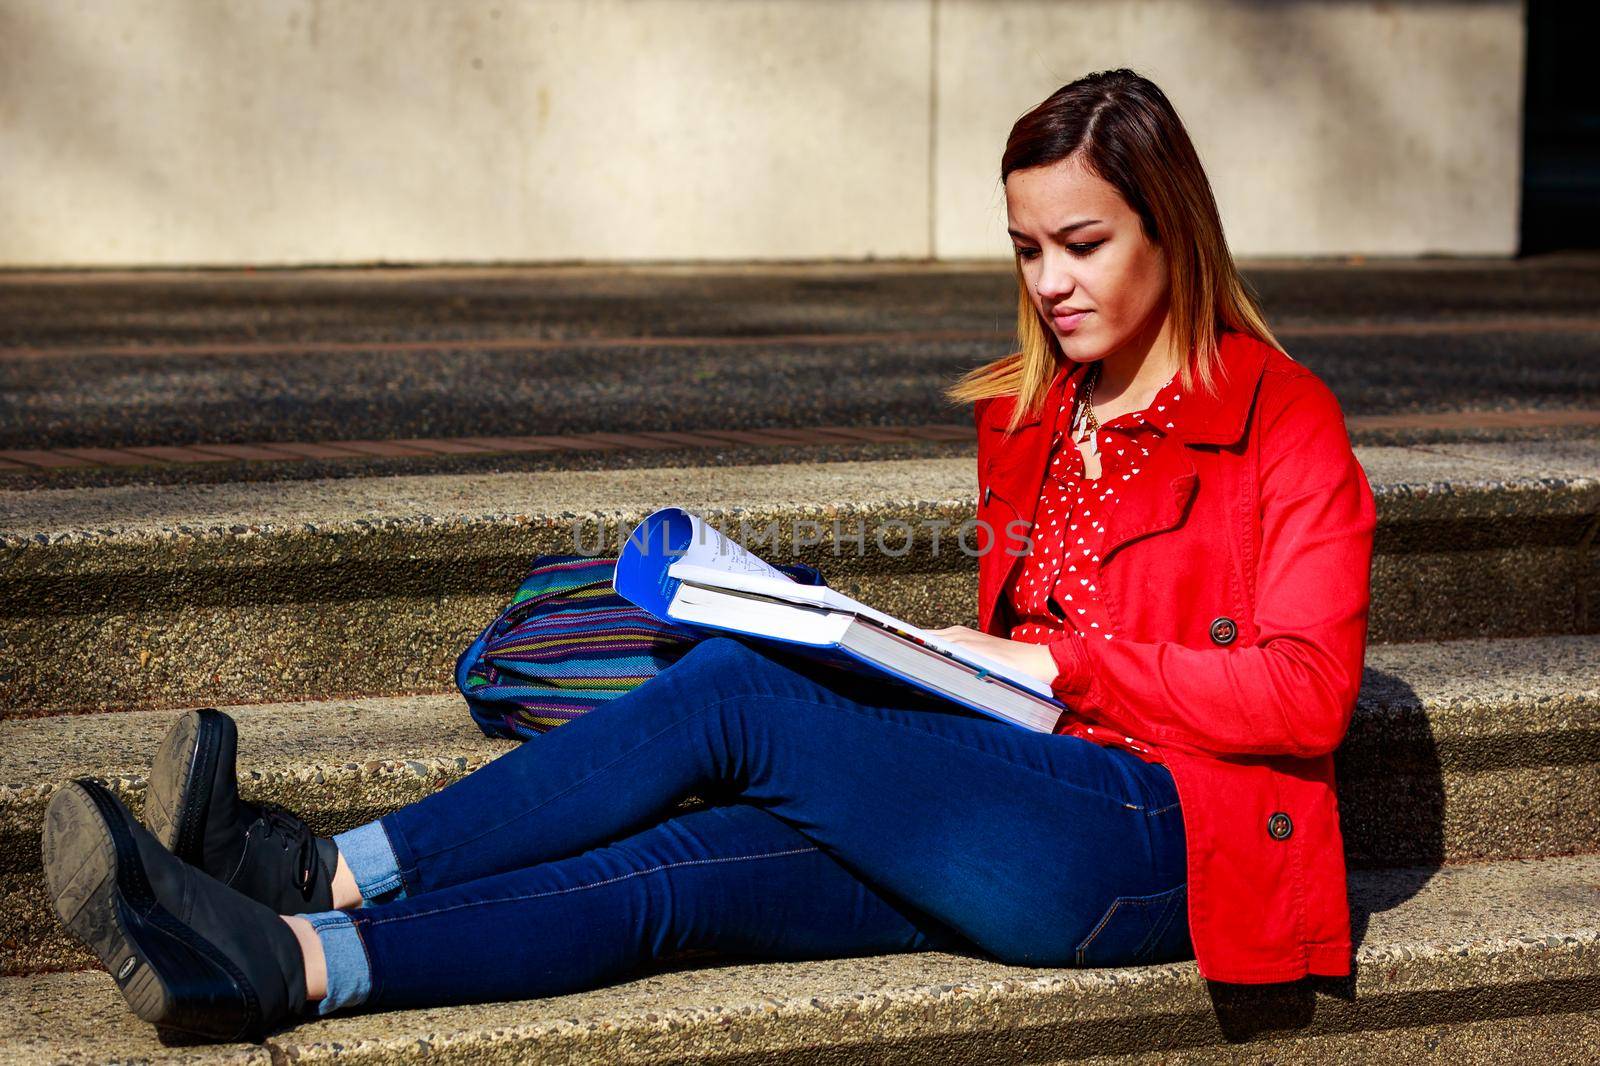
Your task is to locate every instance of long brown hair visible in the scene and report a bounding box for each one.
[946,69,1281,430]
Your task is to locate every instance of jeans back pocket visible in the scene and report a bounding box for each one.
[1074,883,1190,967]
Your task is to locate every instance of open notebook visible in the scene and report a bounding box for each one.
[612,508,1065,733]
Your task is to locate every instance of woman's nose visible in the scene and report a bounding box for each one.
[1035,261,1077,302]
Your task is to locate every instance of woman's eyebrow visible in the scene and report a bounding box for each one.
[1007,219,1103,240]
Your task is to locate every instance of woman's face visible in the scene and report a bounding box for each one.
[1005,155,1170,367]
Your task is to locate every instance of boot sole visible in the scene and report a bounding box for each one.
[146,708,229,866]
[43,779,265,1043]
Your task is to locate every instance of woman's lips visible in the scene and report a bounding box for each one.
[1052,310,1090,332]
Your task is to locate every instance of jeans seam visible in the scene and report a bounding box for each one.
[383,817,420,901]
[350,913,376,995]
[1115,794,1181,816]
[350,912,383,1003]
[1075,899,1126,964]
[363,845,819,927]
[1074,883,1187,966]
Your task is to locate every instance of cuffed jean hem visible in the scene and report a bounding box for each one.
[332,820,407,904]
[299,910,372,1015]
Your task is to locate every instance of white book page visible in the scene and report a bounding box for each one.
[665,513,793,583]
[668,562,833,605]
[669,583,855,647]
[666,561,1051,698]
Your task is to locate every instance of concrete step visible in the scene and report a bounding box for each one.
[1335,633,1600,868]
[1,439,1596,718]
[2,853,1596,1064]
[2,633,1594,975]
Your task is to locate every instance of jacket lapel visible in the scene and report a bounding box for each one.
[976,367,1072,632]
[1094,439,1198,563]
[1096,331,1270,562]
[977,332,1274,633]
[981,364,1072,560]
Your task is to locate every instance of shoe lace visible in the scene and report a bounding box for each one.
[254,802,318,900]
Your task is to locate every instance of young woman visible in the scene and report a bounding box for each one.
[41,68,1375,1042]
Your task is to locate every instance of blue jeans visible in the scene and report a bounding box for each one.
[312,637,1190,1012]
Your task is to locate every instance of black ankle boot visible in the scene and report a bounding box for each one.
[143,708,339,914]
[42,778,309,1042]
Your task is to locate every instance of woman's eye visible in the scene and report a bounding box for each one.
[1012,242,1101,260]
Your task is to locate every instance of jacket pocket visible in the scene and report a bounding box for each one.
[1075,883,1191,967]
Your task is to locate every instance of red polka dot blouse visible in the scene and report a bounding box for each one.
[1005,364,1183,647]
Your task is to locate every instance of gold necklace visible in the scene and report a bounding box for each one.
[1076,361,1179,444]
[1073,362,1102,454]
[1079,362,1102,435]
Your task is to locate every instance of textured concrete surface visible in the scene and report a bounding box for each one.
[1338,634,1600,867]
[9,258,1599,353]
[2,854,1596,1064]
[3,439,1596,543]
[3,634,1594,974]
[2,259,1598,488]
[4,328,1597,457]
[2,442,1596,716]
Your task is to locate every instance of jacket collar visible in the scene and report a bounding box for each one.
[974,331,1274,631]
[982,330,1271,449]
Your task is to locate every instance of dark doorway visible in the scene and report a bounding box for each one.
[1520,0,1600,253]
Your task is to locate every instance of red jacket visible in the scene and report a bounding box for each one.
[973,329,1377,984]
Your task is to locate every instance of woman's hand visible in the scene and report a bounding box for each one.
[924,625,1059,685]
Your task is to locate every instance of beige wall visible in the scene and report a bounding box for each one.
[936,0,1527,260]
[0,0,1525,268]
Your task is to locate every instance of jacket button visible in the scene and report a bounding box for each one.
[983,486,993,506]
[1267,812,1293,841]
[1209,616,1237,646]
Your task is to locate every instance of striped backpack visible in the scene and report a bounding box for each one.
[456,554,826,741]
